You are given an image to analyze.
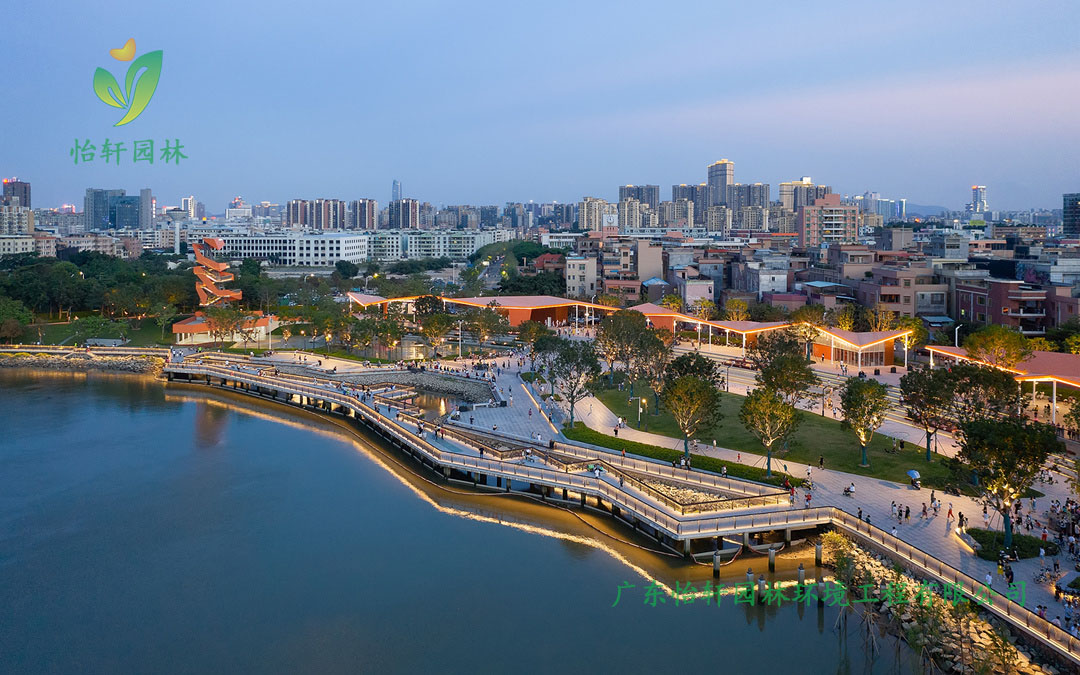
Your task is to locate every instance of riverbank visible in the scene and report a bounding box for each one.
[824,532,1062,674]
[0,351,164,375]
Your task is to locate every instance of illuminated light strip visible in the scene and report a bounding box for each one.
[924,346,1027,375]
[520,379,559,435]
[815,327,914,350]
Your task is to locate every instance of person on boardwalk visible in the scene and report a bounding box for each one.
[947,504,954,521]
[613,426,619,438]
[818,455,824,470]
[921,503,928,519]
[804,492,812,509]
[891,501,897,519]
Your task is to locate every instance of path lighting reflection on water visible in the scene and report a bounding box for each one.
[163,389,801,599]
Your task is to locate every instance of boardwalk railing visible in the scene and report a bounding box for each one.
[160,359,1080,667]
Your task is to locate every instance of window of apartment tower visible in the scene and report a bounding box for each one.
[976,297,985,306]
[903,279,911,287]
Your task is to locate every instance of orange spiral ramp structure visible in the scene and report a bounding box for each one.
[192,238,242,306]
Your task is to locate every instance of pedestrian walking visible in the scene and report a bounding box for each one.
[892,526,898,537]
[818,455,824,470]
[905,505,910,522]
[921,503,928,519]
[947,504,953,520]
[985,572,993,589]
[857,507,863,520]
[613,426,619,438]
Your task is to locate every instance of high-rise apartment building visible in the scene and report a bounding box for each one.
[2,179,30,208]
[286,199,309,226]
[0,204,34,234]
[1064,193,1080,238]
[388,198,420,229]
[349,199,378,230]
[617,198,643,231]
[726,183,770,210]
[618,185,659,210]
[310,199,347,230]
[707,159,734,207]
[578,196,613,231]
[969,185,988,213]
[672,183,708,223]
[391,179,402,202]
[139,188,154,229]
[797,194,859,247]
[778,178,831,210]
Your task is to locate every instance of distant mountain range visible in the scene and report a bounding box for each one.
[904,203,950,217]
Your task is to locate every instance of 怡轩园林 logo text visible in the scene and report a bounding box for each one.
[70,39,188,166]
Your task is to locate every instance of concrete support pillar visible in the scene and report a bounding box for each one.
[683,539,691,556]
[742,532,750,547]
[713,551,721,579]
[797,563,806,586]
[816,581,826,607]
[496,476,502,488]
[745,568,754,586]
[1053,380,1058,424]
[768,547,776,572]
[784,528,792,545]
[757,575,766,602]
[442,467,450,478]
[580,493,586,506]
[815,542,823,567]
[562,488,568,500]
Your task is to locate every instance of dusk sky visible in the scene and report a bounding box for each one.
[3,0,1078,212]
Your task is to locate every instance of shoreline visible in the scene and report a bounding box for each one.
[0,351,165,375]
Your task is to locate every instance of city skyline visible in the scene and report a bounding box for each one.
[2,1,1078,211]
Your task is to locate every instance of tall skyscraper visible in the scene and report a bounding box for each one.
[707,159,734,207]
[84,188,125,230]
[109,195,140,229]
[139,188,154,229]
[618,185,659,209]
[391,179,402,202]
[310,199,347,230]
[2,179,30,208]
[1064,193,1080,238]
[578,196,612,231]
[969,185,988,213]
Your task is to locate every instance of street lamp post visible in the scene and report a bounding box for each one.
[457,319,464,357]
[954,324,962,347]
[726,364,731,392]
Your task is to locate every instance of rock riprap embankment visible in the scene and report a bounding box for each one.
[0,352,164,375]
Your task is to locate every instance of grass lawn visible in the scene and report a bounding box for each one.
[20,319,174,346]
[966,527,1059,561]
[593,380,956,488]
[562,422,801,488]
[272,323,312,336]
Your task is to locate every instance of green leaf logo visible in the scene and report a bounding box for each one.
[92,42,163,126]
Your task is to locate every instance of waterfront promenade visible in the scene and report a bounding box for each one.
[6,344,1080,666]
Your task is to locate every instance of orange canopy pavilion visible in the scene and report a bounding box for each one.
[345,293,619,327]
[926,345,1080,425]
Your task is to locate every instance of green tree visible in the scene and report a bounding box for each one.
[0,318,24,343]
[791,304,827,359]
[1026,336,1055,352]
[642,329,675,413]
[864,303,895,332]
[1065,334,1080,355]
[739,388,801,477]
[840,377,889,467]
[963,324,1032,368]
[827,303,859,331]
[748,302,789,322]
[203,305,244,347]
[465,304,510,346]
[659,294,683,312]
[154,304,179,341]
[595,309,649,386]
[894,315,929,364]
[723,298,749,321]
[692,299,716,320]
[665,352,720,388]
[899,366,954,462]
[71,315,122,344]
[748,329,819,407]
[420,313,454,357]
[549,339,601,428]
[413,295,444,318]
[596,294,620,307]
[0,297,33,326]
[957,419,1059,548]
[946,362,1026,442]
[664,376,724,459]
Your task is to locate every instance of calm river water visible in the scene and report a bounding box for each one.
[0,370,919,673]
